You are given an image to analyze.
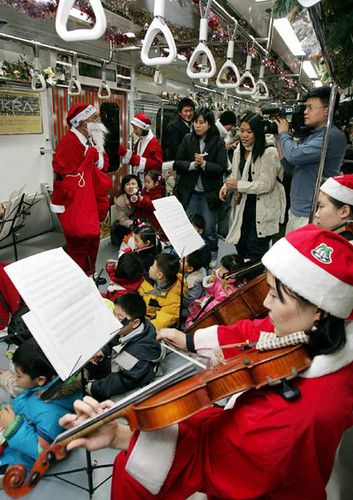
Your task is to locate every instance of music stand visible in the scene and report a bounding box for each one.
[0,193,36,261]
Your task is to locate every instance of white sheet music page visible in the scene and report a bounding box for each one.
[5,248,122,380]
[152,196,204,257]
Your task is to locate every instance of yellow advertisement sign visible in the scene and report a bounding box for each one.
[0,89,43,134]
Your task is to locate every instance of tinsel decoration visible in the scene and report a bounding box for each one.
[0,56,59,86]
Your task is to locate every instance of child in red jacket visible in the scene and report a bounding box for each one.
[104,253,145,303]
[129,170,166,239]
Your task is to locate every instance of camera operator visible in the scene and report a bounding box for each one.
[274,86,347,233]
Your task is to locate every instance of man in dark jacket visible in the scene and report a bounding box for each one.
[165,97,195,161]
[87,293,162,401]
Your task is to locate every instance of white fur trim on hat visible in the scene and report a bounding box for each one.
[321,177,353,206]
[70,105,97,128]
[131,117,150,130]
[262,237,353,318]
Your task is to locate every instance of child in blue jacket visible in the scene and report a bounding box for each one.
[0,339,82,475]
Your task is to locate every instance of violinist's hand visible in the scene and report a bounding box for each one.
[157,328,187,351]
[219,185,228,201]
[59,396,133,452]
[89,351,104,365]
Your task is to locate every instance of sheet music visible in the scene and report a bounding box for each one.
[5,248,122,380]
[152,196,204,257]
[0,185,26,236]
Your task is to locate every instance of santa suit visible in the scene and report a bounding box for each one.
[0,262,21,329]
[51,128,111,274]
[123,130,163,175]
[111,315,353,500]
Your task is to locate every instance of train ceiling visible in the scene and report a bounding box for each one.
[0,0,344,102]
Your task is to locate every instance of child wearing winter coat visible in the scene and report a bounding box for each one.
[104,253,145,303]
[86,293,162,401]
[0,339,81,475]
[181,249,207,322]
[120,224,161,274]
[139,253,187,331]
[185,254,244,329]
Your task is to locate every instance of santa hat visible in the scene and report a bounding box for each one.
[320,174,353,206]
[67,104,97,128]
[130,112,151,130]
[262,224,353,318]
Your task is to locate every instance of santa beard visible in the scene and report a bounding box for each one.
[87,122,108,154]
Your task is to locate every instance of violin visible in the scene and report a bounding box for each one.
[3,344,311,498]
[186,273,269,334]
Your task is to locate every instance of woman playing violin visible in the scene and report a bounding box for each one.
[61,224,353,500]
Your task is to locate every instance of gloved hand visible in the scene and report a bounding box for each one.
[117,144,128,156]
[129,153,140,167]
[85,146,99,164]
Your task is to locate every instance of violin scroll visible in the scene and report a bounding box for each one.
[3,464,27,498]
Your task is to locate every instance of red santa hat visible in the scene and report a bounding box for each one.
[262,224,353,318]
[320,174,353,206]
[67,103,97,128]
[130,112,151,130]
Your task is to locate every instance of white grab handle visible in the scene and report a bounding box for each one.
[154,67,163,85]
[55,0,107,42]
[235,55,256,95]
[141,0,177,67]
[186,42,216,80]
[31,70,46,92]
[98,81,111,98]
[216,61,241,88]
[68,76,82,96]
[253,65,269,100]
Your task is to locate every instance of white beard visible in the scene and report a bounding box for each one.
[87,122,108,154]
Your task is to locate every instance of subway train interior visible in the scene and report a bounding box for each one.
[0,0,353,499]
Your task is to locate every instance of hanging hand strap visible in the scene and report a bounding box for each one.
[141,0,177,66]
[253,64,269,100]
[68,52,82,96]
[55,0,107,42]
[216,21,241,89]
[31,43,46,92]
[187,0,216,80]
[236,53,256,95]
[98,60,111,98]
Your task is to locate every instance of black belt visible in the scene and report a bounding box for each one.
[54,173,64,181]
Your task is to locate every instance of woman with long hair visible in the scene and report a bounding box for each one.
[220,111,286,262]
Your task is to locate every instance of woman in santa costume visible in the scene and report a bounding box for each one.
[118,113,163,177]
[51,103,112,275]
[61,224,353,500]
[316,173,353,240]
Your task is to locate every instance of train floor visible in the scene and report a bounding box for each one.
[0,229,350,499]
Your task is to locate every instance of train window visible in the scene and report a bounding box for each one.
[78,62,116,82]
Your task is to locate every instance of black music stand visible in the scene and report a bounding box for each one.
[0,193,35,261]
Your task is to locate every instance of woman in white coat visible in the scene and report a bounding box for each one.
[220,111,286,261]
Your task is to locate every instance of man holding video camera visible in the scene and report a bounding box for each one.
[275,86,347,233]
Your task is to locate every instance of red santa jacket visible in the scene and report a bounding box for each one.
[130,132,163,173]
[129,185,165,233]
[51,131,111,236]
[112,316,353,500]
[0,263,21,329]
[103,275,144,303]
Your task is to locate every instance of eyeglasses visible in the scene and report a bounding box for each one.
[304,105,327,111]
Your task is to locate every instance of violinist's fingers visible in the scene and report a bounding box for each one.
[59,413,79,429]
[157,328,187,350]
[66,437,103,452]
[73,396,103,420]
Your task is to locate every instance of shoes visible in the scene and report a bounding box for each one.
[90,273,107,287]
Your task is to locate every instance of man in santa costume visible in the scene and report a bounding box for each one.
[61,224,353,500]
[118,113,163,177]
[51,103,112,275]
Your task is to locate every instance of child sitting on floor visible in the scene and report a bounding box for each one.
[138,253,187,331]
[104,253,145,303]
[86,293,162,401]
[180,249,207,322]
[120,223,161,274]
[0,338,81,475]
[185,254,244,329]
[189,213,212,269]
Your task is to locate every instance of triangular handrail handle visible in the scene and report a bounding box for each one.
[253,79,269,100]
[98,81,111,99]
[186,42,217,80]
[235,71,257,95]
[55,0,107,42]
[31,71,46,92]
[216,61,241,89]
[141,8,177,67]
[68,77,82,96]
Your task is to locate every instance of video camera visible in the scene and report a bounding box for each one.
[261,103,308,138]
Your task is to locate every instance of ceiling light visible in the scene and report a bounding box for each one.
[313,80,323,88]
[302,60,318,79]
[274,18,305,56]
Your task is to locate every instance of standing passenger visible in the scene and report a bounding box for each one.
[165,97,195,161]
[174,107,228,256]
[51,103,112,275]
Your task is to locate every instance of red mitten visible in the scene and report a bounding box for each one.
[118,144,128,156]
[123,247,133,254]
[129,153,140,167]
[85,146,99,164]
